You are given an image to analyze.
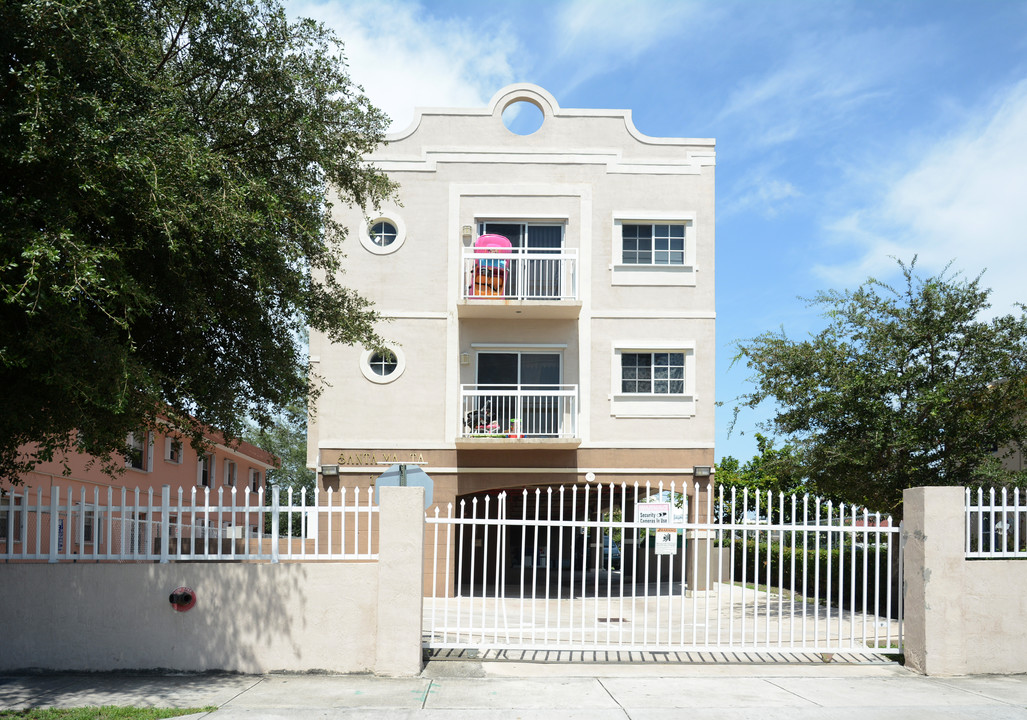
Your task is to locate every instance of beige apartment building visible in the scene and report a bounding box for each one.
[308,84,715,524]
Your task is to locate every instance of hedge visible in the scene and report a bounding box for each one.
[727,537,899,616]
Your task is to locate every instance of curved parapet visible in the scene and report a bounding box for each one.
[386,83,714,152]
[486,83,562,119]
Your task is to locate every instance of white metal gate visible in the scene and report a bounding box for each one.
[423,482,902,656]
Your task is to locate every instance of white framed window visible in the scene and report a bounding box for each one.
[0,497,22,543]
[369,221,397,246]
[81,508,102,545]
[249,468,262,492]
[621,224,685,265]
[620,352,686,394]
[120,512,147,555]
[359,212,407,255]
[224,460,238,487]
[197,454,214,487]
[611,342,696,418]
[126,431,153,472]
[360,346,406,384]
[369,351,398,376]
[164,437,183,464]
[611,212,696,286]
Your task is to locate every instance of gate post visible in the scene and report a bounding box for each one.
[375,486,425,676]
[687,476,714,592]
[902,486,964,675]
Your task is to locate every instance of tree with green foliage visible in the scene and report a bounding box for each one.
[244,398,313,537]
[732,258,1027,519]
[0,0,394,481]
[716,433,804,498]
[245,402,314,494]
[715,433,809,523]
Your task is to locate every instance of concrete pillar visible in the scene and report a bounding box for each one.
[375,486,425,676]
[687,477,713,592]
[902,486,966,675]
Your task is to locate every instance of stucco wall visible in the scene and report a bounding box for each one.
[0,487,426,676]
[0,563,377,674]
[903,486,1027,675]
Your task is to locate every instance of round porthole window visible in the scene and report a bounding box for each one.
[369,350,397,375]
[360,347,405,384]
[369,221,397,247]
[361,214,406,255]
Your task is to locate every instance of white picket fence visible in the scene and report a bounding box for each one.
[965,486,1027,559]
[0,484,378,562]
[424,482,903,655]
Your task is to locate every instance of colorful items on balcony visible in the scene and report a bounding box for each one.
[471,233,511,297]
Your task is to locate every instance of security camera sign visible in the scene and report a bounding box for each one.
[655,529,678,555]
[635,503,672,526]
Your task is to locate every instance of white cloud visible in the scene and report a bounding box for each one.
[716,26,933,151]
[727,169,802,218]
[818,79,1027,314]
[286,0,519,131]
[548,0,704,91]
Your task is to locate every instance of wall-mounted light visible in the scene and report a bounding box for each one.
[460,352,471,366]
[321,464,339,476]
[693,465,712,478]
[461,225,473,239]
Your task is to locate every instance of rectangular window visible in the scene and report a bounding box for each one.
[82,509,101,544]
[0,498,22,543]
[622,224,685,265]
[197,454,214,487]
[249,469,262,492]
[224,460,237,487]
[126,432,151,471]
[122,512,147,555]
[165,437,183,464]
[621,352,685,394]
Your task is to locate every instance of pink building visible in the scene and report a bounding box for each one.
[2,428,276,560]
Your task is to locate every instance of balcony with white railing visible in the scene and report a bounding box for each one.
[457,384,580,448]
[458,249,580,318]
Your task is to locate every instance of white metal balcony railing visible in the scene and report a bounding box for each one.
[460,384,578,440]
[462,249,578,301]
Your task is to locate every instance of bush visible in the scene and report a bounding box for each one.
[729,537,898,616]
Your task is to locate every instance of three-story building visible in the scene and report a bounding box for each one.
[309,84,715,538]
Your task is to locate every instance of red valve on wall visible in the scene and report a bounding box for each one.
[169,587,196,611]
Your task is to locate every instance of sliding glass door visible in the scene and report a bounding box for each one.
[476,352,561,436]
[478,223,563,299]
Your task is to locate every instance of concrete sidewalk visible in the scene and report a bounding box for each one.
[2,662,1027,719]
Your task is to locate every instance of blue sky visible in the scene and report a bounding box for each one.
[286,0,1027,463]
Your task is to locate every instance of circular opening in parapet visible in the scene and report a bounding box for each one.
[502,99,544,135]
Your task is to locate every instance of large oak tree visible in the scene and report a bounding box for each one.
[0,0,394,479]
